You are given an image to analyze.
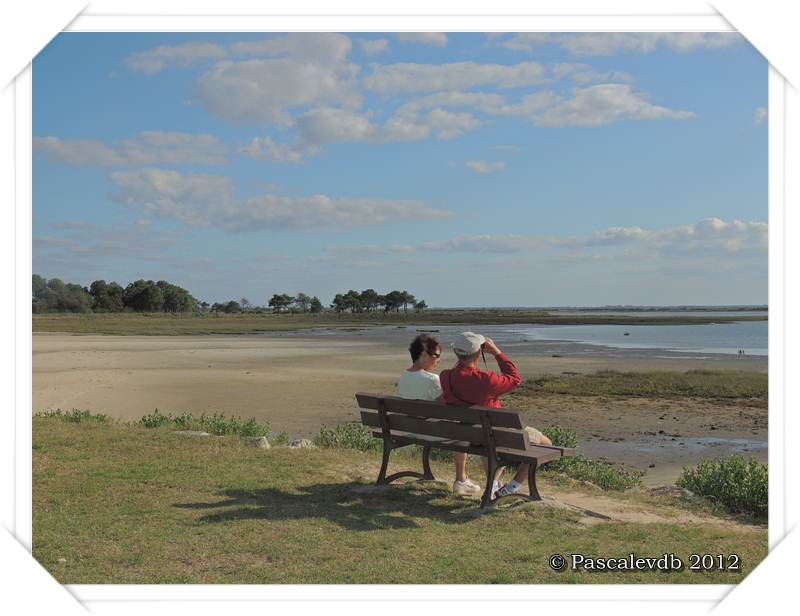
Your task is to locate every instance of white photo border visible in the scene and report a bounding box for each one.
[6,1,794,612]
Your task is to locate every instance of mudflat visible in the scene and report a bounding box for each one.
[33,333,767,485]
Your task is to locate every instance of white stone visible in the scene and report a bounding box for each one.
[241,436,270,449]
[173,430,210,436]
[288,437,315,449]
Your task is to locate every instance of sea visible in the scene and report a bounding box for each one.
[285,310,768,359]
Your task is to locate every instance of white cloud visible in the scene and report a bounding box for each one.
[295,108,381,144]
[496,33,743,56]
[362,61,547,93]
[466,160,505,174]
[33,132,228,166]
[196,58,361,125]
[110,168,451,231]
[533,84,695,127]
[327,218,767,257]
[125,34,353,75]
[124,42,227,74]
[228,33,352,64]
[754,106,768,125]
[396,33,448,47]
[425,109,482,139]
[238,136,315,164]
[359,38,389,56]
[552,63,636,84]
[34,219,178,259]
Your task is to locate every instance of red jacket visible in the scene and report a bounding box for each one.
[439,353,521,408]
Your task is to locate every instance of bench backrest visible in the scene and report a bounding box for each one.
[355,392,529,451]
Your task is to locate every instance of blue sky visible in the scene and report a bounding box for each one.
[32,32,767,307]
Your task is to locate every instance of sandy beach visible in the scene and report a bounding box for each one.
[33,332,767,485]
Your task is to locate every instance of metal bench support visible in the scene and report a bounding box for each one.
[375,400,435,485]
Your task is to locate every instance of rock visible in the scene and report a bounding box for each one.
[174,430,210,437]
[657,429,665,435]
[57,558,67,564]
[288,437,316,449]
[241,436,270,449]
[648,463,656,468]
[709,425,717,430]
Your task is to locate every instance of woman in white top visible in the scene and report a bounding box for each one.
[398,334,480,496]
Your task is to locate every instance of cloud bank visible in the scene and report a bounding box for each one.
[110,168,451,231]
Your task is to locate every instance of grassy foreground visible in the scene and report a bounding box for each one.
[32,309,766,336]
[33,417,766,584]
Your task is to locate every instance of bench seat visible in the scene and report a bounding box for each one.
[356,392,576,508]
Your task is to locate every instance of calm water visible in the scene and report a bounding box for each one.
[274,310,768,358]
[510,318,767,356]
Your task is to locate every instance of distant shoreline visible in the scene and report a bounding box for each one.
[32,309,768,336]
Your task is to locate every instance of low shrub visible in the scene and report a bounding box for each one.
[139,409,172,429]
[138,409,270,437]
[315,422,382,452]
[36,409,108,423]
[676,455,767,519]
[540,424,642,491]
[541,424,578,449]
[544,455,644,491]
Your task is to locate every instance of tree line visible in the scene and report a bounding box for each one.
[32,275,428,316]
[330,289,426,314]
[33,275,197,314]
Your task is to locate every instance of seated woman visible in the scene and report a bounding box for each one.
[398,333,481,495]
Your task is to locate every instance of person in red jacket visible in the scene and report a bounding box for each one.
[439,331,551,499]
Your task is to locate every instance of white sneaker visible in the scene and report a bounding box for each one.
[453,479,481,495]
[463,478,481,491]
[497,480,523,497]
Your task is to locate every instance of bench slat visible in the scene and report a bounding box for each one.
[495,445,564,465]
[356,392,524,429]
[361,410,527,450]
[370,431,488,456]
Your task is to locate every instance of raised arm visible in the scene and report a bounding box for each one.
[482,337,521,395]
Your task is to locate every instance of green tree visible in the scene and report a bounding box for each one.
[400,291,416,314]
[89,280,125,312]
[383,290,405,313]
[310,296,323,313]
[359,289,380,312]
[123,279,164,312]
[331,294,345,313]
[268,293,295,313]
[414,299,427,313]
[342,290,362,313]
[295,292,312,313]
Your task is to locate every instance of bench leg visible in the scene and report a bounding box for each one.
[376,439,393,485]
[480,459,498,509]
[421,446,434,480]
[528,460,542,501]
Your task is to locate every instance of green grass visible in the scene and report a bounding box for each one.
[516,370,768,407]
[33,416,766,584]
[677,455,768,520]
[32,310,766,336]
[138,409,271,437]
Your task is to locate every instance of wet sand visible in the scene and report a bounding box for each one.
[33,332,767,486]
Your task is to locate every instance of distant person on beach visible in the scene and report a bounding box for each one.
[398,334,481,496]
[439,331,552,499]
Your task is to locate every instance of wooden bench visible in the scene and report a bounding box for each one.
[355,392,576,508]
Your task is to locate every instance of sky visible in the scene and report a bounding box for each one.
[32,32,767,308]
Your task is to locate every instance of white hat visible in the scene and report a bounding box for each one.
[451,331,485,355]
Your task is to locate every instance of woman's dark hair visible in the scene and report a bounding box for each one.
[408,333,441,362]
